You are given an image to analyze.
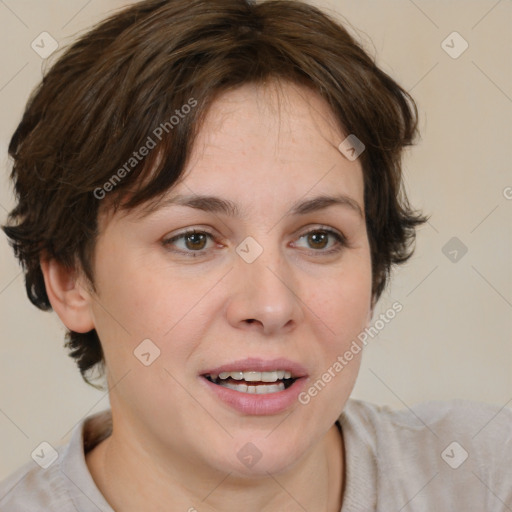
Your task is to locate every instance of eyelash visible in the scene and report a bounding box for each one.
[162,226,348,258]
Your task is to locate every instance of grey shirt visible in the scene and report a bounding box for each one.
[1,399,511,511]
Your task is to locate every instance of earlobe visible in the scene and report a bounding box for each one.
[40,258,95,333]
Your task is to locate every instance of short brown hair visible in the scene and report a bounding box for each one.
[3,0,428,385]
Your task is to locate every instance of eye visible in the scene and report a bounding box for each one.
[162,226,348,257]
[293,227,347,254]
[162,229,217,257]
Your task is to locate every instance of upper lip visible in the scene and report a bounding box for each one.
[201,357,308,378]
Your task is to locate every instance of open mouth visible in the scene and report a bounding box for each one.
[203,370,298,394]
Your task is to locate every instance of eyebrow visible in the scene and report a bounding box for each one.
[142,193,364,219]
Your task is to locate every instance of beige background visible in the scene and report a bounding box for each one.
[0,0,511,479]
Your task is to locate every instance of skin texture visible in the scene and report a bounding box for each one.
[42,81,373,511]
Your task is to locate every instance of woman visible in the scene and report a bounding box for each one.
[1,0,510,510]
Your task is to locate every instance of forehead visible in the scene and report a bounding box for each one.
[192,81,345,160]
[161,82,362,206]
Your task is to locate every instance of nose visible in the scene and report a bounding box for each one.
[225,240,304,336]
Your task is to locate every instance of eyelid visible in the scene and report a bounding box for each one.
[295,224,345,240]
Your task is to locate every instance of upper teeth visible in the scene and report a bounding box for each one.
[212,370,292,382]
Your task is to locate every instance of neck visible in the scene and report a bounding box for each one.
[86,415,344,512]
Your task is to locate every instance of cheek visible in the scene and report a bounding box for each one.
[87,257,167,372]
[90,256,213,378]
[299,264,370,414]
[311,257,372,345]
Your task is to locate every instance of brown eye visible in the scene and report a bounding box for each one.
[294,227,347,254]
[162,229,215,256]
[306,231,329,250]
[182,232,208,250]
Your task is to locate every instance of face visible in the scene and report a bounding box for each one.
[85,81,372,477]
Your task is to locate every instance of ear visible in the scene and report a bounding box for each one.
[40,258,95,333]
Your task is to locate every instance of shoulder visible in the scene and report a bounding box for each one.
[339,399,512,510]
[0,409,113,512]
[0,452,70,511]
[341,397,512,459]
[342,397,512,435]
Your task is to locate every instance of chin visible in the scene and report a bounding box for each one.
[229,455,303,480]
[210,433,310,478]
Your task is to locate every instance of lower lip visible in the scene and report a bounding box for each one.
[200,376,308,415]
